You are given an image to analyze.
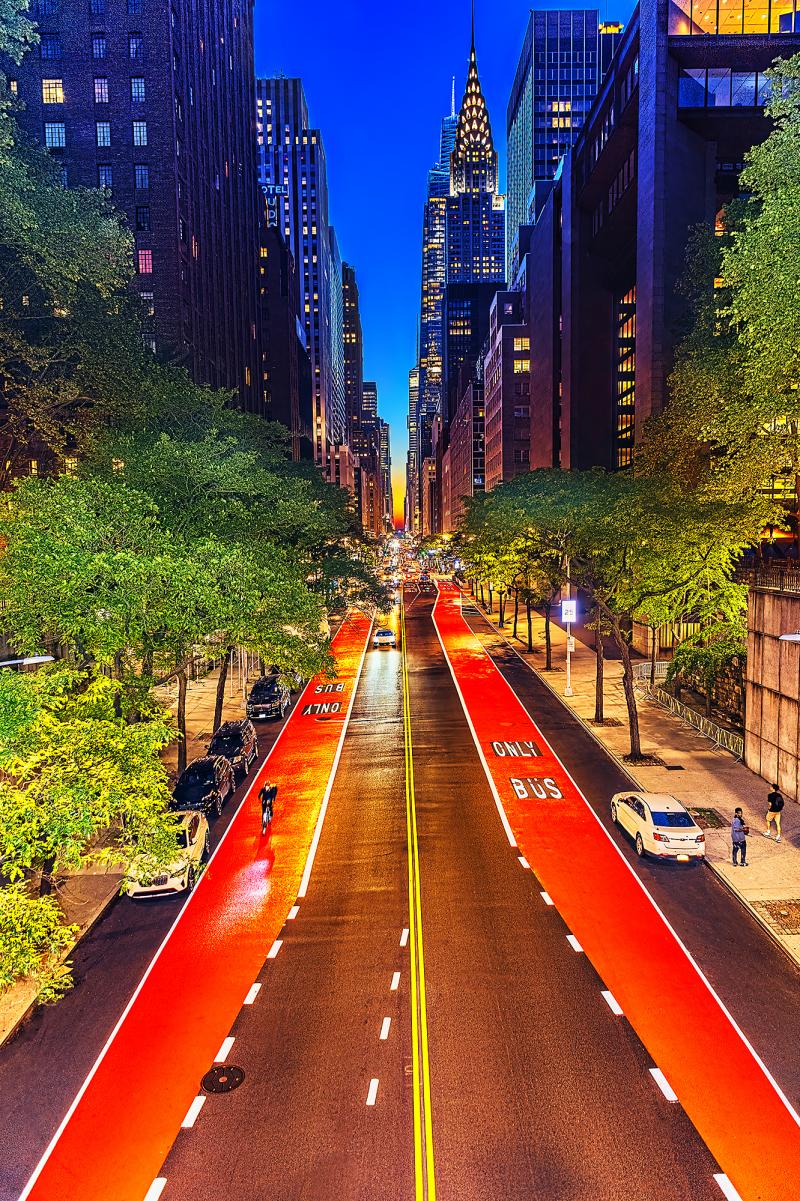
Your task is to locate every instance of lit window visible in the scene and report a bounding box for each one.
[129,33,144,60]
[97,164,112,189]
[131,77,145,103]
[44,121,66,148]
[96,121,111,147]
[133,120,147,146]
[42,78,64,104]
[137,249,153,274]
[29,459,39,476]
[513,337,530,352]
[94,77,108,103]
[64,456,78,475]
[134,163,149,189]
[91,33,107,59]
[513,359,530,374]
[8,79,17,94]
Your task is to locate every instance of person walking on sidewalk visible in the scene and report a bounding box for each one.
[763,783,784,842]
[732,807,749,867]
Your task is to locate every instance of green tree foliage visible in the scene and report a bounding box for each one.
[0,883,77,1001]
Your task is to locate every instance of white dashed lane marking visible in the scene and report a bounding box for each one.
[400,928,409,947]
[181,1096,206,1129]
[243,983,261,1005]
[267,939,283,959]
[566,934,583,953]
[144,1181,167,1201]
[649,1067,678,1103]
[540,891,554,906]
[215,1037,235,1062]
[601,990,623,1016]
[380,1017,391,1041]
[366,1078,380,1106]
[390,971,401,991]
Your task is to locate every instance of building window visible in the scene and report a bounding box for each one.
[127,0,143,12]
[93,76,109,103]
[40,33,62,59]
[90,0,105,14]
[42,78,64,104]
[92,33,107,59]
[129,33,144,60]
[135,205,150,231]
[131,77,145,103]
[44,121,66,148]
[513,358,530,374]
[37,0,57,14]
[64,456,78,475]
[137,249,153,274]
[513,336,530,352]
[134,163,149,189]
[96,120,111,147]
[613,287,636,470]
[97,163,112,189]
[29,459,39,476]
[139,290,154,317]
[133,120,147,146]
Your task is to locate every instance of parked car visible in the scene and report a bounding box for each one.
[208,719,258,780]
[128,811,210,899]
[610,792,705,861]
[373,626,397,649]
[171,756,235,818]
[246,675,291,720]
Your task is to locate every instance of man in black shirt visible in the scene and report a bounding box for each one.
[764,783,784,843]
[259,781,278,835]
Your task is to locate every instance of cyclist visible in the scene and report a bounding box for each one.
[259,781,278,835]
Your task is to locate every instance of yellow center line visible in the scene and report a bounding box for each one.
[401,601,436,1200]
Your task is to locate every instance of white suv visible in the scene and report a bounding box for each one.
[373,626,397,648]
[611,792,705,861]
[128,811,210,898]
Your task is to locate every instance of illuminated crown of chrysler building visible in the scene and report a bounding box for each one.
[450,6,498,195]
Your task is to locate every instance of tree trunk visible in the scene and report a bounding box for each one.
[513,591,519,640]
[213,646,235,733]
[594,614,604,724]
[526,598,533,652]
[39,854,56,897]
[142,647,153,679]
[470,579,475,596]
[649,625,659,689]
[488,586,493,613]
[479,583,485,607]
[611,618,642,759]
[544,601,552,670]
[177,666,188,774]
[498,591,505,627]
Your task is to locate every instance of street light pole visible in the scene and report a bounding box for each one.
[564,558,574,698]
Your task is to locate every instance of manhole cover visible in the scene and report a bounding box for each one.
[754,900,800,936]
[202,1064,245,1094]
[690,807,726,829]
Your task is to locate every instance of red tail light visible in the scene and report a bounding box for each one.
[696,834,705,843]
[652,831,668,842]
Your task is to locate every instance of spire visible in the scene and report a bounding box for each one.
[451,13,497,194]
[471,0,475,52]
[451,75,456,118]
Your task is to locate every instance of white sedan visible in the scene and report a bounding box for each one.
[128,811,210,898]
[610,792,705,861]
[373,626,397,649]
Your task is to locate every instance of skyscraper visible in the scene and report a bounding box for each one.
[405,366,420,532]
[256,77,334,466]
[327,226,346,450]
[342,264,364,450]
[8,0,263,411]
[506,9,623,279]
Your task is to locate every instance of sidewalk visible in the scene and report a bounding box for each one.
[0,658,253,1045]
[469,593,800,970]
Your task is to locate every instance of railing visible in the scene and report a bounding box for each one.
[635,680,745,759]
[632,660,671,681]
[736,565,800,595]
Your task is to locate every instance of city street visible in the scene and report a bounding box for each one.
[6,588,800,1200]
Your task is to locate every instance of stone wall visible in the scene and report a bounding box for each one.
[745,589,800,801]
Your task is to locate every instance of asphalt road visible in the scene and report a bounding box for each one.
[0,707,290,1201]
[461,603,800,1111]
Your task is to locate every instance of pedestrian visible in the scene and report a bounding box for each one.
[259,781,278,835]
[763,783,784,843]
[731,807,749,867]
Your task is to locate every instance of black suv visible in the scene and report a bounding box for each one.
[207,719,258,780]
[247,676,291,721]
[170,756,235,818]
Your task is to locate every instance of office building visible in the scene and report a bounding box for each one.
[524,0,800,474]
[406,366,420,532]
[379,419,392,531]
[483,291,531,489]
[256,76,334,466]
[342,264,365,450]
[327,226,346,451]
[259,224,310,460]
[506,9,623,280]
[441,356,485,533]
[8,0,263,411]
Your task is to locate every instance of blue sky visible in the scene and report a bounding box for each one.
[253,1,632,516]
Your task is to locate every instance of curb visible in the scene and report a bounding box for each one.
[467,599,800,975]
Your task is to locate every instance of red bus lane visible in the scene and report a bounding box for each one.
[21,610,373,1201]
[433,583,800,1201]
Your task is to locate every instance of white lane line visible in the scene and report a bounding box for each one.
[649,1067,678,1103]
[215,1036,235,1062]
[566,934,583,953]
[380,1017,392,1041]
[518,855,531,870]
[144,1180,168,1201]
[366,1078,380,1106]
[267,939,283,959]
[181,1095,206,1128]
[400,927,409,947]
[287,905,300,920]
[601,990,623,1016]
[540,891,554,906]
[297,616,374,899]
[390,971,401,991]
[243,982,261,1005]
[714,1174,743,1201]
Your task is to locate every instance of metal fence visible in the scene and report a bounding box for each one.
[736,565,800,595]
[635,681,745,759]
[632,660,671,681]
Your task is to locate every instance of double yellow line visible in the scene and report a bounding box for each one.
[400,602,436,1201]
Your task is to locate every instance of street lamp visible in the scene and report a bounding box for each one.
[0,654,55,669]
[780,633,800,642]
